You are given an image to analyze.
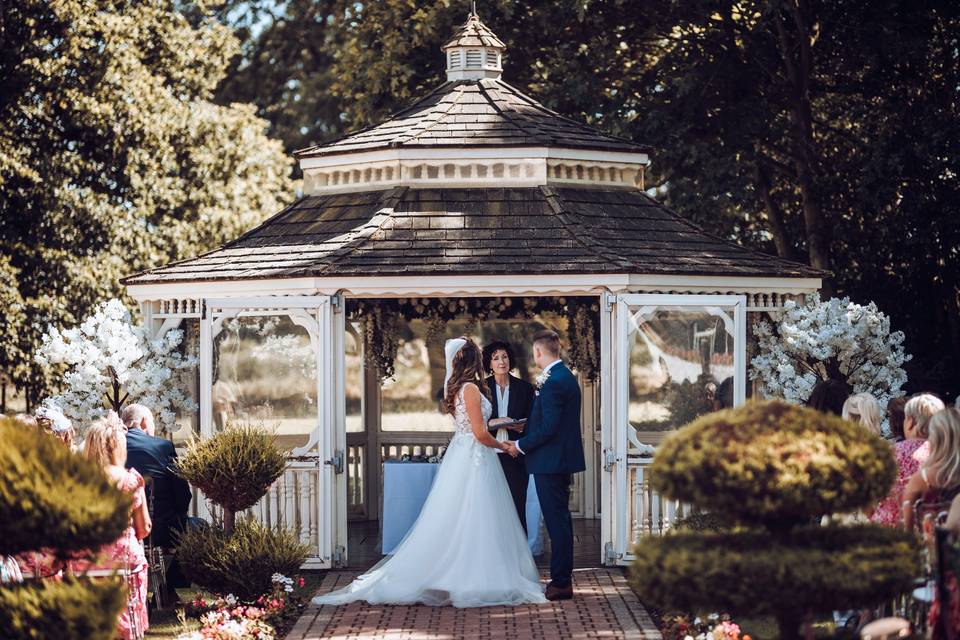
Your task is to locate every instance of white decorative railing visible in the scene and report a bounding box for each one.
[246,459,320,554]
[628,456,687,544]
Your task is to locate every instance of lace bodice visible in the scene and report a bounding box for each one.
[453,385,492,436]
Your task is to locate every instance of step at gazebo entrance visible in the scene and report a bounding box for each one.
[123,11,823,569]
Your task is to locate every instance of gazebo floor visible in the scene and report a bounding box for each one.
[346,518,602,570]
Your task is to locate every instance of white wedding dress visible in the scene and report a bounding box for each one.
[313,387,546,608]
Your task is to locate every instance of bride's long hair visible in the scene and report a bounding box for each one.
[442,337,489,415]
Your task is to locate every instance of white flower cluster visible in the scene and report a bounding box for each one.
[35,298,197,434]
[271,573,294,593]
[750,294,910,410]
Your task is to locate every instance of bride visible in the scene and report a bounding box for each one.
[313,337,546,608]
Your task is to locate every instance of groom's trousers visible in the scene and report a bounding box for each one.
[534,474,573,588]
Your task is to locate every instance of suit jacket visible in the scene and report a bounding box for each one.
[486,374,535,442]
[125,428,192,546]
[516,362,586,475]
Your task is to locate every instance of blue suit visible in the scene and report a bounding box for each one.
[125,428,192,548]
[516,361,585,588]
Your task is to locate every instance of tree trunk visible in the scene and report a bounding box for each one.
[223,508,236,536]
[755,161,797,261]
[776,609,804,640]
[774,1,833,295]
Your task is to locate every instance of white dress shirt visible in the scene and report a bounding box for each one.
[494,380,511,451]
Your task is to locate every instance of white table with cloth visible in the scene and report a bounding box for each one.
[381,460,545,555]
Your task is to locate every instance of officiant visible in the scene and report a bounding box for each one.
[483,341,535,533]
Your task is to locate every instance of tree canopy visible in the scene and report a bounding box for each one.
[0,0,295,406]
[216,0,959,396]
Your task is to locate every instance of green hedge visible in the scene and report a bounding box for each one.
[176,425,286,518]
[631,525,917,617]
[0,421,130,556]
[652,400,896,529]
[175,516,308,601]
[0,577,126,640]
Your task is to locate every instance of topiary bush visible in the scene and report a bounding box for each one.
[630,400,916,640]
[174,516,308,601]
[176,424,287,534]
[0,418,130,639]
[652,400,896,530]
[0,577,127,639]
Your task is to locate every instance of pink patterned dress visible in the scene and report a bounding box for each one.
[73,468,149,639]
[872,439,930,526]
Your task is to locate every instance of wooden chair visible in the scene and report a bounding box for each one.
[72,559,146,640]
[931,525,959,640]
[143,477,169,611]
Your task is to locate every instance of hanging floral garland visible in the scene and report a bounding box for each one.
[348,296,602,382]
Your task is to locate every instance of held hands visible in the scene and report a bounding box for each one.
[501,441,521,458]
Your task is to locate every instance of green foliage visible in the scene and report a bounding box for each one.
[630,526,917,620]
[0,419,130,556]
[670,511,728,533]
[175,516,309,601]
[0,0,294,403]
[175,424,287,516]
[0,577,127,640]
[636,401,913,640]
[664,376,717,428]
[0,418,131,639]
[652,400,896,529]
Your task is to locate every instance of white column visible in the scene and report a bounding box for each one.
[599,292,616,565]
[199,300,213,439]
[734,297,748,406]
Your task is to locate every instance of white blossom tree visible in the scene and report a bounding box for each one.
[36,299,196,433]
[750,294,910,410]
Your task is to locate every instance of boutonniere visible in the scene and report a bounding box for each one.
[535,370,551,390]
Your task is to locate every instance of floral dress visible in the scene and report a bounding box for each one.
[872,439,929,526]
[73,468,149,640]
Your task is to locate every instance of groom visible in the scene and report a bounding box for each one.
[504,330,585,601]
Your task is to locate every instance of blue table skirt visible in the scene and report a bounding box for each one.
[381,461,544,555]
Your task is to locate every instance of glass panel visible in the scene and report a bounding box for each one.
[627,305,735,446]
[170,318,200,446]
[345,323,363,433]
[213,314,317,451]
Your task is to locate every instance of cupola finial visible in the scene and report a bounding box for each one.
[442,10,506,82]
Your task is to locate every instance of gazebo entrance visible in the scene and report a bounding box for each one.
[134,286,788,570]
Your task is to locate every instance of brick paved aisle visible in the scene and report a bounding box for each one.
[287,568,661,640]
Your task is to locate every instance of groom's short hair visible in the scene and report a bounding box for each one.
[533,330,561,356]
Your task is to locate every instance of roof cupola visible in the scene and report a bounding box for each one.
[442,10,506,81]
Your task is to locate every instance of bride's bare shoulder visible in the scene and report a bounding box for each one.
[461,382,480,397]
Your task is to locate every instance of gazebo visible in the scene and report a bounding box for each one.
[124,12,822,569]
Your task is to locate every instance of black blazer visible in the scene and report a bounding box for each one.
[485,374,536,442]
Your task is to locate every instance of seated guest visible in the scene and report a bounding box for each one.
[807,379,851,416]
[887,396,908,443]
[903,407,960,530]
[121,403,193,601]
[35,405,76,450]
[842,392,882,436]
[483,340,535,533]
[80,413,151,640]
[872,393,944,526]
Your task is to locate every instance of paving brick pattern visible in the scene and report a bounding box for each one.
[286,568,661,640]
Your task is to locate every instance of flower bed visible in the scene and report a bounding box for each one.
[175,573,309,640]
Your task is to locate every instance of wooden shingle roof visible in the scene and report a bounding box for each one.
[123,187,823,284]
[295,79,648,159]
[442,12,506,50]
